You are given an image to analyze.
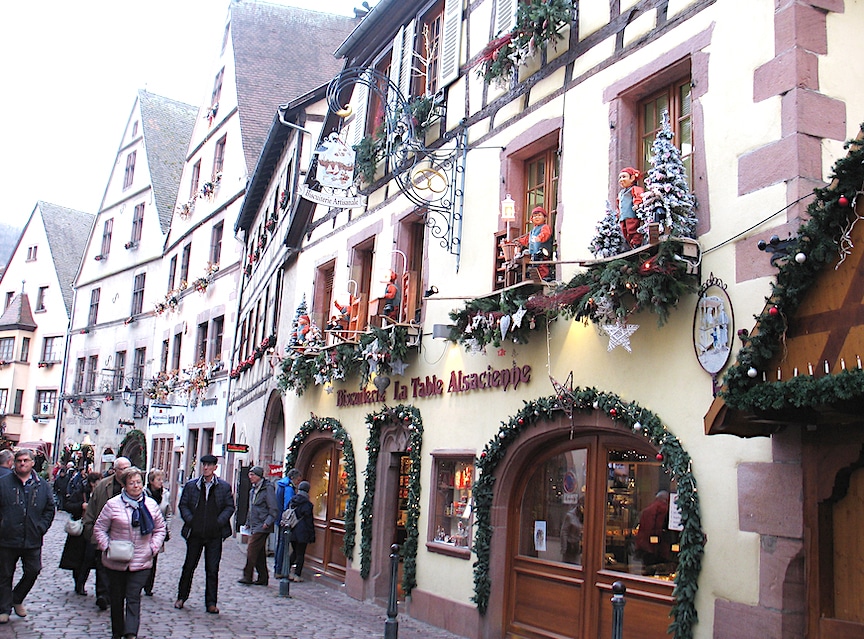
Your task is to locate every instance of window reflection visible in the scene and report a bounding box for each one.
[308,447,331,520]
[518,449,587,566]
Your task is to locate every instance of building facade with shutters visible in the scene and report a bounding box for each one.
[237,0,864,638]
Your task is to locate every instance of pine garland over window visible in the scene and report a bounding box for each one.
[284,416,358,559]
[472,389,704,639]
[360,405,424,595]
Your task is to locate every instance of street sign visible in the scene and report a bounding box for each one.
[225,443,249,454]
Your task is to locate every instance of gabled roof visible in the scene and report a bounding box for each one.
[138,91,197,234]
[0,292,37,332]
[231,2,358,174]
[39,202,94,315]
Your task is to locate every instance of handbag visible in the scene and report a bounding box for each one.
[64,517,84,536]
[280,505,299,529]
[106,539,135,562]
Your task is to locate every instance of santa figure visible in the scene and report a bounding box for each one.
[617,167,644,248]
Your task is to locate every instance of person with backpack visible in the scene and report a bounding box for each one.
[273,468,301,577]
[286,481,315,583]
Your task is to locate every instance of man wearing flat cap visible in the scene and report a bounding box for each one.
[238,466,278,586]
[175,454,234,614]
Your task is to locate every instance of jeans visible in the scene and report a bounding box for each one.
[106,568,150,637]
[0,546,42,614]
[177,536,222,608]
[243,532,269,584]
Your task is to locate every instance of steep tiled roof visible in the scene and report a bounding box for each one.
[39,202,94,315]
[0,292,37,332]
[231,2,358,174]
[138,91,197,234]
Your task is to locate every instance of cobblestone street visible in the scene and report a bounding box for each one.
[2,512,468,639]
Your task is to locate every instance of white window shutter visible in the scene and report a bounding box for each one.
[495,0,518,37]
[351,74,369,147]
[439,0,463,88]
[399,20,416,99]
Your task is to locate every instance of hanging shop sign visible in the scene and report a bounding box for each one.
[298,134,368,208]
[336,364,532,407]
[298,185,366,208]
[225,443,250,454]
[692,273,734,377]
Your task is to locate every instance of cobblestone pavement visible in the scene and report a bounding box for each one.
[3,512,468,639]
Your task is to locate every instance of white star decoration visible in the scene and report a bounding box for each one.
[511,306,527,328]
[390,359,409,376]
[602,321,639,352]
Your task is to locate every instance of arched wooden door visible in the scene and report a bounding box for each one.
[304,439,349,579]
[506,432,676,639]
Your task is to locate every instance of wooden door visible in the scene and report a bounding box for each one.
[305,442,348,579]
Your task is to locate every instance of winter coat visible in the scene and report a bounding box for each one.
[178,476,235,540]
[82,474,123,540]
[93,494,166,572]
[0,471,55,549]
[275,477,296,516]
[59,481,96,571]
[246,478,278,534]
[287,490,315,544]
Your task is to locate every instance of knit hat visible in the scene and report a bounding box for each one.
[620,167,641,180]
[249,466,265,478]
[298,481,311,493]
[531,206,547,217]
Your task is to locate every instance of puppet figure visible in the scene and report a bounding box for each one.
[381,271,401,319]
[516,206,554,281]
[293,314,311,345]
[617,167,644,249]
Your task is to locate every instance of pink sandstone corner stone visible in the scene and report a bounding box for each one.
[738,462,803,537]
[754,48,819,102]
[738,133,823,196]
[781,88,846,139]
[774,2,828,55]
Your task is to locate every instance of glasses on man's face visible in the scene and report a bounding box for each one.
[15,459,33,464]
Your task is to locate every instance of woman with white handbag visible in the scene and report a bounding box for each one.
[93,468,166,639]
[59,471,101,595]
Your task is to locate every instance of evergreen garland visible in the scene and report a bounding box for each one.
[284,415,358,559]
[471,389,704,639]
[722,125,864,409]
[360,405,424,595]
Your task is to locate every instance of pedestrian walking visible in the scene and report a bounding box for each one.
[0,448,56,624]
[83,457,132,611]
[59,471,101,594]
[175,454,235,614]
[93,467,166,639]
[0,450,13,478]
[143,468,172,596]
[274,468,301,576]
[238,466,278,586]
[287,481,315,583]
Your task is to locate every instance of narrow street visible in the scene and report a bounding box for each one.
[3,511,468,639]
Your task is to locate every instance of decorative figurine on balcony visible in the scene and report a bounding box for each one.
[616,167,645,249]
[381,270,401,319]
[515,206,554,281]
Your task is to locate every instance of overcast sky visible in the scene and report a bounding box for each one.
[0,0,367,227]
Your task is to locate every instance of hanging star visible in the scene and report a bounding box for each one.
[511,306,527,328]
[390,359,409,376]
[325,385,334,394]
[602,321,639,352]
[368,359,378,373]
[497,348,507,357]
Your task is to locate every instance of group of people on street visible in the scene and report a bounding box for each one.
[0,448,314,639]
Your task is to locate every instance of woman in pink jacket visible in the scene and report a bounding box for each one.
[94,468,166,639]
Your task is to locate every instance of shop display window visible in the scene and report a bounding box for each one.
[427,453,474,557]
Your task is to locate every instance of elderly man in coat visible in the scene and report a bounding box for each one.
[238,466,278,586]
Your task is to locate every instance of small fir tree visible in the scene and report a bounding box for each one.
[288,295,310,348]
[639,111,697,238]
[588,201,628,258]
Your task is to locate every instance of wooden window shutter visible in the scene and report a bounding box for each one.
[439,0,462,88]
[495,0,518,36]
[351,72,369,147]
[398,20,415,99]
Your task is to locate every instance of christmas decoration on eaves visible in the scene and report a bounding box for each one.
[359,405,424,595]
[284,415,358,559]
[473,0,575,86]
[276,325,411,396]
[472,388,704,639]
[722,125,864,410]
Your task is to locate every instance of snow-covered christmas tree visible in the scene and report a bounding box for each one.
[588,200,628,258]
[288,295,323,349]
[639,111,697,238]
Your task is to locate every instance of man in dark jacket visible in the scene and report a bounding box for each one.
[175,454,235,614]
[238,466,278,586]
[0,450,13,478]
[0,448,55,624]
[287,481,315,583]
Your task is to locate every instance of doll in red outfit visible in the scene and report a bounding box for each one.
[617,167,644,248]
[516,206,554,281]
[381,271,401,319]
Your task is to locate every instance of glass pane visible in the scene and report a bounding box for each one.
[604,449,679,580]
[519,448,587,566]
[679,82,691,117]
[431,458,474,547]
[307,446,332,520]
[334,452,348,520]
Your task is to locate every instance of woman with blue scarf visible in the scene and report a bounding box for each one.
[94,468,166,639]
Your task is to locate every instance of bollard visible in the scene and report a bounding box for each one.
[384,543,400,639]
[279,527,292,598]
[611,581,626,639]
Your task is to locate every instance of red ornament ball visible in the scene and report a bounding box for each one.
[609,408,617,417]
[839,195,849,207]
[768,306,779,316]
[480,451,487,458]
[518,418,524,425]
[656,453,663,461]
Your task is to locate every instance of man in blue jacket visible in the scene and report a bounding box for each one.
[274,468,301,577]
[0,448,55,624]
[175,454,235,614]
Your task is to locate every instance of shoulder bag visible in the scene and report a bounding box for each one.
[64,516,84,536]
[106,539,135,562]
[280,505,299,529]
